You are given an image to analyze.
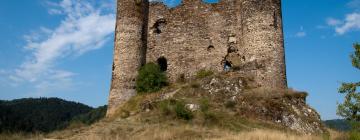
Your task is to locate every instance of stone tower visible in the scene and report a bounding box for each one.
[107,0,287,116]
[107,0,148,116]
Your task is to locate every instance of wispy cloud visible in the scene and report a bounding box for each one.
[7,0,116,95]
[295,26,306,38]
[325,1,360,35]
[326,18,343,26]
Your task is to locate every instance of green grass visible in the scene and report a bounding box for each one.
[196,69,214,79]
[158,99,193,121]
[349,131,360,140]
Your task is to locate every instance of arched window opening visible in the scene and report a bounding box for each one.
[153,19,167,34]
[157,57,168,71]
[207,45,215,51]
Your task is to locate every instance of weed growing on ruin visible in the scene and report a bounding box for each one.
[136,63,168,93]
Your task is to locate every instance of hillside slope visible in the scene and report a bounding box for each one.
[0,98,93,133]
[47,72,329,140]
[324,119,351,131]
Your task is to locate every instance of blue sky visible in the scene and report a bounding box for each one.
[0,0,360,120]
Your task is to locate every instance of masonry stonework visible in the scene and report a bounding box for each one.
[107,0,287,116]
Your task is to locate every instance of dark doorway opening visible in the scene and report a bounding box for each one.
[224,61,232,71]
[157,57,168,71]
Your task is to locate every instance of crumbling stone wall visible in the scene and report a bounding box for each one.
[108,0,287,116]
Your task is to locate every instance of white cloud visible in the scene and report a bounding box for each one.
[8,0,116,95]
[295,26,306,38]
[325,1,360,35]
[326,18,343,26]
[335,12,360,35]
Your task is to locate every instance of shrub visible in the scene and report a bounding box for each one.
[199,99,209,112]
[158,99,193,121]
[136,63,168,93]
[174,101,193,120]
[199,99,219,124]
[224,100,236,109]
[196,69,214,79]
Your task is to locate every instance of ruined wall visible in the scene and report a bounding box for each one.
[146,0,286,88]
[108,0,287,116]
[147,0,239,82]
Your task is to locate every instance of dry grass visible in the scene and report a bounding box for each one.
[206,129,323,140]
[0,133,43,140]
[50,125,330,140]
[243,88,308,100]
[327,129,348,140]
[2,123,347,140]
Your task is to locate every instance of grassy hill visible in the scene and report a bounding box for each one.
[44,72,342,140]
[0,71,352,140]
[0,98,106,133]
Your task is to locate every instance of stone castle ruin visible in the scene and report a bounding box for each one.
[107,0,287,116]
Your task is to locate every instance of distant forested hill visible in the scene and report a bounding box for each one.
[323,119,351,131]
[0,98,106,133]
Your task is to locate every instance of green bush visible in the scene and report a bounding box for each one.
[196,69,214,79]
[174,101,193,120]
[158,99,193,121]
[136,63,168,93]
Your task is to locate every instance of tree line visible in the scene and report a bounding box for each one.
[0,98,106,133]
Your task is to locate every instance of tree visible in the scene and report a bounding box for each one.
[337,43,360,121]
